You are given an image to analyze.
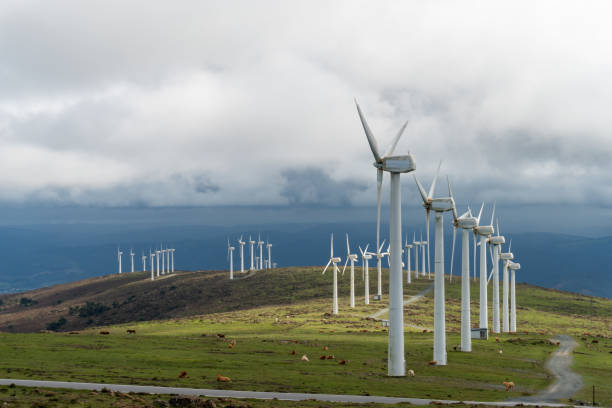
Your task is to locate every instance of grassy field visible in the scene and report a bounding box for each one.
[0,267,610,406]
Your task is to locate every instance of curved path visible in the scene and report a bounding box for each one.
[0,379,576,407]
[510,334,583,404]
[368,283,433,331]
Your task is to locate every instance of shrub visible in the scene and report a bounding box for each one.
[46,317,67,331]
[20,297,37,307]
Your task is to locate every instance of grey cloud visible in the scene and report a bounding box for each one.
[280,167,367,207]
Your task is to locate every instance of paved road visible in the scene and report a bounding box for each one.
[0,379,578,407]
[510,334,583,404]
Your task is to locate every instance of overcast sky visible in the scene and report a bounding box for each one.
[1,1,612,223]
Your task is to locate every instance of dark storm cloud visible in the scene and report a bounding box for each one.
[280,168,367,207]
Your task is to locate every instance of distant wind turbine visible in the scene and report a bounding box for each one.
[266,241,273,269]
[257,235,264,270]
[238,236,245,273]
[322,233,341,315]
[129,249,135,273]
[412,233,420,281]
[489,220,506,334]
[499,238,514,333]
[141,252,147,272]
[228,239,235,280]
[117,248,123,274]
[474,204,495,329]
[249,236,256,271]
[342,233,358,308]
[508,260,521,332]
[155,248,161,277]
[359,245,371,305]
[404,235,412,284]
[149,250,155,281]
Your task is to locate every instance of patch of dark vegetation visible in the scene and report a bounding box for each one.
[46,317,67,331]
[20,297,37,307]
[69,302,110,318]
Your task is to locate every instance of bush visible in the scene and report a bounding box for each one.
[20,297,37,307]
[46,317,67,331]
[70,302,109,318]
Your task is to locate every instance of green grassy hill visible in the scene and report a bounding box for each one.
[0,267,610,406]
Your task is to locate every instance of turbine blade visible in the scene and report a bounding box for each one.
[346,233,351,256]
[322,259,332,275]
[355,99,381,163]
[490,201,496,225]
[330,233,334,258]
[364,244,369,254]
[497,219,501,237]
[359,245,364,256]
[477,202,484,223]
[508,238,512,253]
[413,175,428,203]
[428,161,442,199]
[342,256,349,275]
[378,239,386,253]
[383,120,409,158]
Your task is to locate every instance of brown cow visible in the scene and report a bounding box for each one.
[126,329,136,334]
[178,371,188,378]
[216,374,231,382]
[99,331,110,335]
[503,381,515,391]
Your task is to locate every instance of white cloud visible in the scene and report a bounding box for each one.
[1,0,612,208]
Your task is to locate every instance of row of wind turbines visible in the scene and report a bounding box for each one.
[117,246,176,280]
[324,100,525,376]
[227,235,274,279]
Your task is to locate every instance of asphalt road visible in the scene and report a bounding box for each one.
[0,379,578,407]
[510,334,583,404]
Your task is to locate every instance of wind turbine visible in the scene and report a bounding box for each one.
[342,233,358,308]
[474,204,495,329]
[508,260,521,333]
[129,249,135,273]
[489,220,505,334]
[449,187,481,353]
[414,167,454,366]
[171,248,175,273]
[117,248,123,274]
[167,247,171,273]
[228,239,235,280]
[141,252,147,272]
[257,235,264,270]
[161,246,166,275]
[155,248,161,277]
[404,236,412,284]
[249,236,255,271]
[371,239,387,300]
[359,245,371,305]
[266,241,273,269]
[149,250,155,280]
[414,162,441,282]
[412,233,419,280]
[322,233,341,315]
[356,100,414,377]
[238,236,245,273]
[499,238,514,333]
[420,233,427,278]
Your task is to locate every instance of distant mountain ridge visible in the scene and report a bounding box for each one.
[0,223,609,298]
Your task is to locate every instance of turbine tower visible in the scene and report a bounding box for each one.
[249,236,256,271]
[228,239,235,280]
[373,239,387,300]
[415,167,454,366]
[266,241,272,269]
[155,248,161,277]
[420,233,427,278]
[342,233,358,308]
[508,260,521,332]
[499,238,514,333]
[412,233,420,280]
[149,250,155,281]
[474,204,495,329]
[238,236,245,273]
[161,246,166,275]
[404,236,412,284]
[257,235,264,270]
[489,220,505,334]
[359,245,371,305]
[129,249,135,273]
[449,193,481,353]
[142,252,147,272]
[356,100,414,377]
[171,248,175,273]
[322,233,341,315]
[117,248,123,274]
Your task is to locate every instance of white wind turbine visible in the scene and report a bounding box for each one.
[371,239,387,300]
[449,189,481,353]
[415,167,455,366]
[228,239,235,280]
[420,233,428,278]
[412,233,420,280]
[238,236,245,273]
[161,245,166,275]
[474,204,495,329]
[322,233,341,315]
[414,162,442,280]
[171,248,175,273]
[149,250,155,280]
[129,249,135,273]
[404,235,412,284]
[499,237,514,333]
[356,99,414,377]
[257,235,264,270]
[141,252,147,272]
[155,248,161,277]
[342,233,359,308]
[488,220,505,334]
[266,241,272,269]
[508,260,521,333]
[166,246,171,273]
[117,248,123,274]
[249,236,255,271]
[359,245,371,305]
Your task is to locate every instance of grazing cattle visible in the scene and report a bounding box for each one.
[291,350,296,355]
[99,331,110,335]
[216,374,231,382]
[217,333,225,338]
[229,339,236,346]
[428,360,437,366]
[556,341,560,346]
[592,339,599,344]
[329,330,335,333]
[319,355,327,360]
[301,355,309,361]
[178,371,188,378]
[126,329,136,334]
[452,346,457,352]
[408,369,415,377]
[228,343,234,349]
[422,329,428,333]
[495,337,500,343]
[326,355,335,360]
[323,346,329,351]
[69,332,79,335]
[503,381,515,391]
[338,359,347,365]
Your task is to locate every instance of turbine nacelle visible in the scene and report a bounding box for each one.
[490,235,506,245]
[508,261,521,270]
[500,252,514,260]
[476,225,494,236]
[430,197,454,212]
[331,257,341,263]
[378,155,416,173]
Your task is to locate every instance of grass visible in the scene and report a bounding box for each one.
[0,266,610,405]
